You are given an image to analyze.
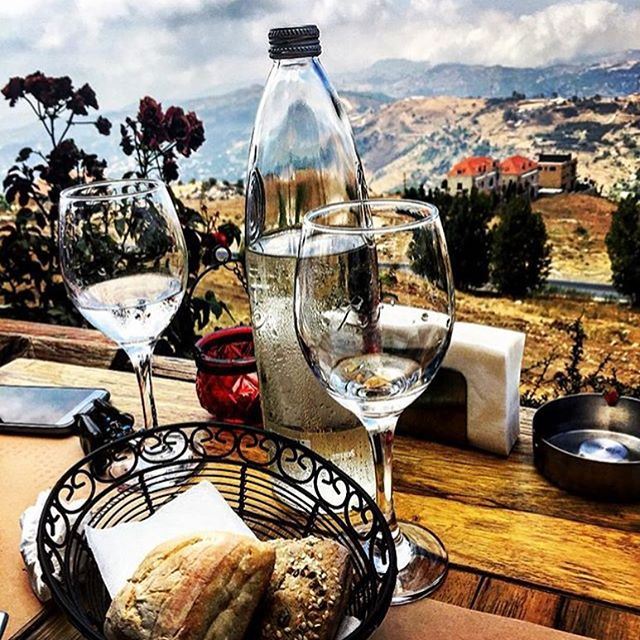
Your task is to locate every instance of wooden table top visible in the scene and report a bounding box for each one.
[1,355,639,640]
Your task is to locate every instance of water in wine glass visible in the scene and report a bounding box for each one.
[330,353,422,400]
[75,273,183,346]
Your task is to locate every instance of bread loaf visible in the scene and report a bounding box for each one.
[254,536,352,640]
[104,531,275,640]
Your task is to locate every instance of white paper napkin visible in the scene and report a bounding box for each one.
[85,481,255,597]
[84,480,358,639]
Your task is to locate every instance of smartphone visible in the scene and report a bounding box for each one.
[0,385,110,436]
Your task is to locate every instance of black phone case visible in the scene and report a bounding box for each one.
[0,388,110,437]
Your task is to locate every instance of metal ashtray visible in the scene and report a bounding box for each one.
[533,393,640,501]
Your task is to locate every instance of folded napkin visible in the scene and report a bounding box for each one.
[442,322,525,455]
[85,481,254,596]
[373,598,588,640]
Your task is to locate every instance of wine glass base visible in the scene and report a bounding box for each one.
[390,521,448,605]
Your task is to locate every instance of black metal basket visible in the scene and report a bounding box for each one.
[37,422,396,640]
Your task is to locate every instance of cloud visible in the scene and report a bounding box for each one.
[1,0,639,112]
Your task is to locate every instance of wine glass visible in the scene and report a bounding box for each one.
[59,179,187,430]
[294,199,455,604]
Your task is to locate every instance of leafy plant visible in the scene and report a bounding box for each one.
[117,96,242,356]
[491,195,551,297]
[521,316,640,408]
[1,73,243,357]
[1,71,112,323]
[606,195,640,306]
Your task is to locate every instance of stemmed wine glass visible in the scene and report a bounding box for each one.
[59,179,187,430]
[294,199,455,604]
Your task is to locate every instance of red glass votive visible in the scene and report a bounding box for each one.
[194,326,262,426]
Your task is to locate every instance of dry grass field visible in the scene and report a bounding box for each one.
[195,194,640,403]
[533,193,615,283]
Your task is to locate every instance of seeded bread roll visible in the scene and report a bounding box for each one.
[254,536,352,640]
[104,531,275,640]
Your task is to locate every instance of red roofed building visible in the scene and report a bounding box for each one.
[447,156,499,194]
[499,154,539,198]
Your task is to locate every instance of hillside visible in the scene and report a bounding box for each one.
[533,194,615,284]
[185,195,640,402]
[1,50,639,193]
[356,94,640,194]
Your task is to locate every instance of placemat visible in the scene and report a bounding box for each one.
[0,433,84,638]
[374,597,587,639]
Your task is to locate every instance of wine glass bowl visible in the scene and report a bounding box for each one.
[294,199,455,604]
[59,179,187,429]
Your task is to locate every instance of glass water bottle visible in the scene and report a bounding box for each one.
[245,25,375,495]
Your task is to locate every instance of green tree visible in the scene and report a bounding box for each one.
[404,186,492,290]
[491,196,550,297]
[606,196,640,305]
[441,188,492,290]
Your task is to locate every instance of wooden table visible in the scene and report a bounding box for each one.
[1,341,639,639]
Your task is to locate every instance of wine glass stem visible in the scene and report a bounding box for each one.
[125,342,158,430]
[363,415,400,538]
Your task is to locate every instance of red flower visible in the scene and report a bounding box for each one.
[95,116,112,135]
[164,106,190,141]
[67,91,89,115]
[138,96,163,126]
[24,71,58,108]
[2,76,25,106]
[77,83,98,110]
[162,155,179,182]
[186,111,205,150]
[138,96,166,149]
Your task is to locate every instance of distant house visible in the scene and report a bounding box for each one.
[447,156,499,194]
[499,155,539,198]
[537,153,577,192]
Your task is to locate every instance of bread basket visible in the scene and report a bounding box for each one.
[37,422,396,640]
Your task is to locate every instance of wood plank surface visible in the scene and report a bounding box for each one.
[1,356,640,639]
[395,490,640,610]
[556,599,640,639]
[0,319,198,381]
[0,319,115,369]
[393,434,640,533]
[473,577,562,626]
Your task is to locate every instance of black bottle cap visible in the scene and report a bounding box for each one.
[268,25,321,59]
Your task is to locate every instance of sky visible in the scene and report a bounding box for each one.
[1,0,640,118]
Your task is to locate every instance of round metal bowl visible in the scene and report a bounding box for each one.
[533,394,640,501]
[37,422,396,640]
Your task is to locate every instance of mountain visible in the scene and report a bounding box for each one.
[340,51,640,99]
[0,50,638,191]
[353,94,640,194]
[0,86,390,184]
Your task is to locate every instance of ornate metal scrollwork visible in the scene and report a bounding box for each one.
[37,422,396,640]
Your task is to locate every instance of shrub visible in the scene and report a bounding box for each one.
[441,188,492,290]
[606,196,640,305]
[1,73,242,356]
[490,196,550,297]
[118,96,241,355]
[521,316,640,407]
[404,186,492,290]
[1,72,112,323]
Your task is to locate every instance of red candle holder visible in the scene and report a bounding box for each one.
[194,326,262,426]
